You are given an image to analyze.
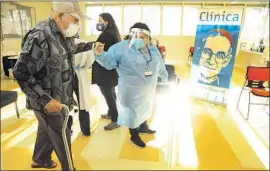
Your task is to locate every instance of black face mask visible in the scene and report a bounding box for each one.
[96,23,106,31]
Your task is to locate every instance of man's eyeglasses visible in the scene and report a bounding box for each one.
[201,48,230,60]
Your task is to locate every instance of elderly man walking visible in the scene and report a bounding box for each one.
[13,1,94,170]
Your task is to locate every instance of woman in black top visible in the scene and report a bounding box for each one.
[92,13,121,130]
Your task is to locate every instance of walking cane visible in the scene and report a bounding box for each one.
[61,104,74,171]
[1,143,3,170]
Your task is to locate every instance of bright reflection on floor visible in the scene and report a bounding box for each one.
[175,83,198,169]
[1,115,35,143]
[150,84,198,169]
[5,121,37,149]
[227,87,269,170]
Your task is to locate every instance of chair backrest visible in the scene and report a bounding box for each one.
[247,66,270,81]
[246,66,270,88]
[189,47,194,56]
[158,46,166,58]
[0,90,18,108]
[165,64,175,81]
[189,47,194,53]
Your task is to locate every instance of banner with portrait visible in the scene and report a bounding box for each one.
[190,8,243,105]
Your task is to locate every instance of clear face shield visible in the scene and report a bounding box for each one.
[128,28,151,49]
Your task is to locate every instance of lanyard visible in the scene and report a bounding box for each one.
[139,48,152,70]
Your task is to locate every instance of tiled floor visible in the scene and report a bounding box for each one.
[1,65,269,170]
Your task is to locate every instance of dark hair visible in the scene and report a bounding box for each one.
[99,13,121,41]
[124,22,151,40]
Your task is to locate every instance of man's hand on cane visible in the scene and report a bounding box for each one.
[45,99,62,113]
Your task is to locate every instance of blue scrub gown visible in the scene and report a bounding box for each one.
[96,40,168,129]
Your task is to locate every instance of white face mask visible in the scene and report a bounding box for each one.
[64,22,80,37]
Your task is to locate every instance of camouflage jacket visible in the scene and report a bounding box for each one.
[13,18,94,113]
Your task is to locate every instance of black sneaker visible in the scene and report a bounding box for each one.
[82,131,91,136]
[81,128,91,136]
[101,114,111,120]
[130,135,146,148]
[139,127,156,134]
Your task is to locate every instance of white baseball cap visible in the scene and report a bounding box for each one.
[52,1,91,20]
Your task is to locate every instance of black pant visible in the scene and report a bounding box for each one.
[99,86,118,122]
[73,75,90,134]
[129,128,138,137]
[33,110,75,171]
[129,121,147,136]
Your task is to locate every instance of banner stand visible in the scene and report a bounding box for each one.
[189,8,243,105]
[188,95,227,106]
[189,96,227,107]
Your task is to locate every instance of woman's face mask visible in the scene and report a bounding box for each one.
[97,16,107,31]
[64,22,80,37]
[96,23,106,31]
[133,38,145,50]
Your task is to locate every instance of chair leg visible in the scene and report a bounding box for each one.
[15,101,19,118]
[188,56,192,66]
[264,98,269,114]
[237,87,244,111]
[246,92,251,120]
[173,75,178,85]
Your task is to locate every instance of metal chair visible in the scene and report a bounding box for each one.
[0,90,19,118]
[236,66,270,120]
[158,46,166,61]
[157,64,180,94]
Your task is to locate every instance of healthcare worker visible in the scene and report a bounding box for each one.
[73,38,95,136]
[92,13,121,131]
[94,23,168,148]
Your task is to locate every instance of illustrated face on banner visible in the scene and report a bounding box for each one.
[199,31,233,83]
[190,9,243,105]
